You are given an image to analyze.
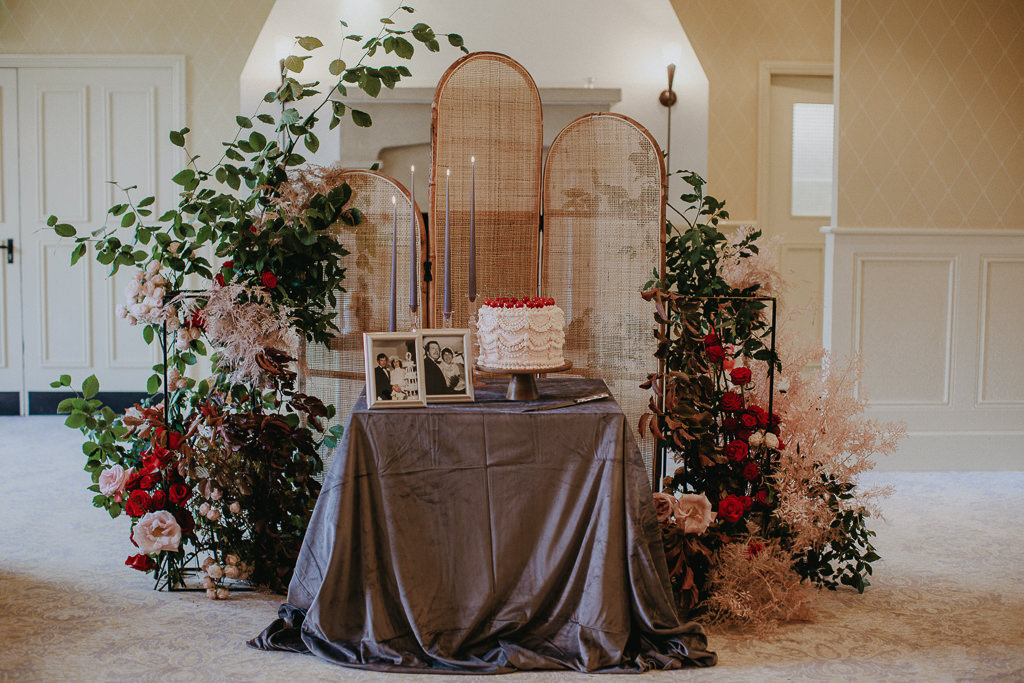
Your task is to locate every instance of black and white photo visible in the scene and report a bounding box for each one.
[363,333,426,408]
[419,329,474,403]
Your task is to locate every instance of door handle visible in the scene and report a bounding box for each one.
[0,238,11,264]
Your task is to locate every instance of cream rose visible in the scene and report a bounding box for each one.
[652,492,676,524]
[133,511,182,554]
[673,493,717,535]
[98,465,133,499]
[764,433,780,449]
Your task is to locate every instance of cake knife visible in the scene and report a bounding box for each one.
[521,392,610,412]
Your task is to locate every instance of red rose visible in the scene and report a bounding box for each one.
[125,489,151,517]
[138,472,160,491]
[730,367,752,385]
[125,553,156,572]
[150,490,167,509]
[754,490,769,506]
[740,412,758,428]
[718,495,745,523]
[721,392,743,411]
[724,440,749,462]
[736,429,752,442]
[739,495,753,510]
[189,310,206,330]
[167,431,184,451]
[173,508,195,536]
[214,273,225,287]
[743,462,759,481]
[222,260,234,270]
[722,417,739,432]
[705,345,725,363]
[168,482,191,505]
[142,446,172,471]
[746,541,764,558]
[752,407,769,428]
[703,332,719,347]
[261,271,277,289]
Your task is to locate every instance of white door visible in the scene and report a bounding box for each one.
[0,58,183,414]
[765,73,833,347]
[0,69,22,414]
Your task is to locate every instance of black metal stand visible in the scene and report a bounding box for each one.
[653,296,777,491]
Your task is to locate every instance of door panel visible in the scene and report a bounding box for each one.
[766,74,832,347]
[0,69,21,412]
[17,66,178,404]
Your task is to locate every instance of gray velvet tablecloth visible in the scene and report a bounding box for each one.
[249,377,716,673]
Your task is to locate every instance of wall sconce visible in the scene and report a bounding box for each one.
[659,43,683,171]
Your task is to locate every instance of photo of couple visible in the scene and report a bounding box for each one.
[420,334,469,399]
[364,335,426,408]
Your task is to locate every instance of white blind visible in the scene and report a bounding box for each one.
[791,102,834,217]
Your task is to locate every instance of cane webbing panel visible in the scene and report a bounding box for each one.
[541,113,666,484]
[429,52,542,327]
[301,170,426,472]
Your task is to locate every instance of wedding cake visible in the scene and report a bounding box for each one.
[476,297,566,370]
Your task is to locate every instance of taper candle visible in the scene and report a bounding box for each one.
[443,168,451,316]
[468,156,476,301]
[409,165,417,314]
[389,195,397,332]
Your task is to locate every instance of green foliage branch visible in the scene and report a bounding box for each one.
[47,4,467,591]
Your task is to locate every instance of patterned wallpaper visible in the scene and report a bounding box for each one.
[670,0,833,221]
[837,0,1024,229]
[0,0,275,164]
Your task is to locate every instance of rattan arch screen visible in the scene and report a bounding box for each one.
[429,52,542,327]
[541,113,666,482]
[301,170,426,469]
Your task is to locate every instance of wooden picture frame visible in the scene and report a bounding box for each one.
[419,329,475,403]
[363,332,426,409]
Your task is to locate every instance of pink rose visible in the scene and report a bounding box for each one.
[652,492,676,524]
[673,493,717,535]
[98,465,133,500]
[133,511,182,554]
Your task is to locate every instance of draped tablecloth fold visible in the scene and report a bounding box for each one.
[249,377,716,673]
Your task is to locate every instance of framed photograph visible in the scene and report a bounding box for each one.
[363,332,426,409]
[419,329,475,403]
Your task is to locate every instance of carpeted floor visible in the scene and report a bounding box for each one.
[1,415,1022,681]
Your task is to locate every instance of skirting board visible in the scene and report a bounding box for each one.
[873,432,1024,472]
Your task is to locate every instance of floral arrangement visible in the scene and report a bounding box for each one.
[641,172,904,632]
[49,6,467,596]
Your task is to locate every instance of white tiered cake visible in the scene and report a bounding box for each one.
[476,297,566,370]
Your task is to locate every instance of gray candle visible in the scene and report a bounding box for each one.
[390,195,397,332]
[409,165,417,313]
[443,168,451,316]
[468,156,476,302]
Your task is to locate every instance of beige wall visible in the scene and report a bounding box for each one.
[0,0,274,165]
[837,0,1024,229]
[670,0,833,221]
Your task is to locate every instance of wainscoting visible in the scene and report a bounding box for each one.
[823,227,1024,470]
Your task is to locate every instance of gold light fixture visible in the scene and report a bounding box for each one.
[659,43,683,172]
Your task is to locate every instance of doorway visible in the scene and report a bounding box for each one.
[0,56,183,414]
[757,63,833,348]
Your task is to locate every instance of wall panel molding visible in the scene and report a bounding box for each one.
[823,226,1024,470]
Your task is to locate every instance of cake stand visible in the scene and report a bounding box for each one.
[474,361,573,401]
